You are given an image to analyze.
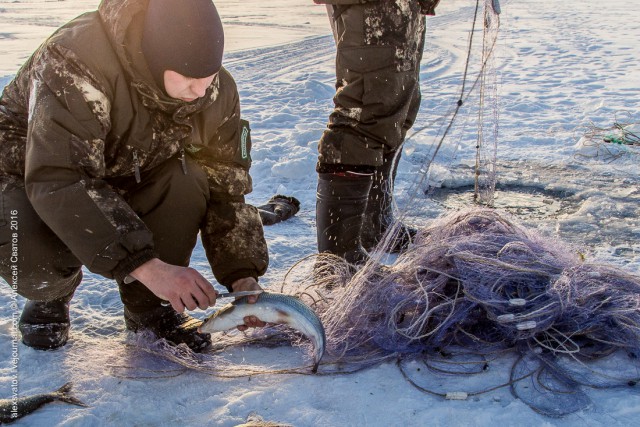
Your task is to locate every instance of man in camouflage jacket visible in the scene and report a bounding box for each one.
[313,0,440,264]
[0,0,268,351]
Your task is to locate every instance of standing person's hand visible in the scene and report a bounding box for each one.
[129,258,218,313]
[230,277,266,331]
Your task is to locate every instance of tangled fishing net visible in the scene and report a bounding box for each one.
[285,208,640,417]
[574,113,640,163]
[313,207,640,354]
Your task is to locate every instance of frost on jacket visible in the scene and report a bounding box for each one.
[0,0,268,287]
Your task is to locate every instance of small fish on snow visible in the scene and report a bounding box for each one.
[0,382,86,424]
[233,411,293,427]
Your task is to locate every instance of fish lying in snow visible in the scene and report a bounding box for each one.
[233,412,293,427]
[0,382,86,424]
[199,292,326,372]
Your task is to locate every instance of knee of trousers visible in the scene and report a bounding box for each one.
[0,182,82,300]
[0,262,82,301]
[325,50,421,160]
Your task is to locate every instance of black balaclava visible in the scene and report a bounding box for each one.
[142,0,224,92]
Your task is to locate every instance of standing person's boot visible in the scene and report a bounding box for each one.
[361,152,417,253]
[19,295,73,350]
[316,171,373,265]
[123,305,212,352]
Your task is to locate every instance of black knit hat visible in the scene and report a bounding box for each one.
[142,0,224,90]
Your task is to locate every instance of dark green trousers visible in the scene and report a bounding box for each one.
[318,1,426,168]
[0,155,209,310]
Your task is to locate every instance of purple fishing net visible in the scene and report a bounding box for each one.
[284,208,640,416]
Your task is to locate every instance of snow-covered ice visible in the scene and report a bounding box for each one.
[1,0,639,425]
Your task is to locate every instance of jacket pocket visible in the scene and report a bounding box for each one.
[336,44,415,114]
[338,45,396,74]
[336,45,396,106]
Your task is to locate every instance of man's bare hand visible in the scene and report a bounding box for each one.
[129,258,217,313]
[231,277,266,331]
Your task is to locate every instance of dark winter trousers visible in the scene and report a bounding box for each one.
[317,1,426,168]
[0,155,209,311]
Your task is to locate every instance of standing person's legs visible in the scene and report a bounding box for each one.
[316,2,425,261]
[0,179,83,349]
[362,80,424,252]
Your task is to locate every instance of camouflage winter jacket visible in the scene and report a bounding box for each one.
[0,0,268,288]
[313,0,441,16]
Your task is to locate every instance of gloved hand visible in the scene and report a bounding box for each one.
[418,0,441,15]
[257,194,301,225]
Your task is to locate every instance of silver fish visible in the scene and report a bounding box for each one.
[199,292,326,372]
[234,412,293,427]
[0,382,86,424]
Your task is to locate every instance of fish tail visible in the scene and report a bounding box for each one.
[55,382,87,407]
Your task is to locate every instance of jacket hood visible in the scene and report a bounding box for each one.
[98,0,149,85]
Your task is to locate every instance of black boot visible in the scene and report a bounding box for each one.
[361,151,417,253]
[316,171,373,265]
[19,297,72,350]
[257,194,301,225]
[124,305,211,352]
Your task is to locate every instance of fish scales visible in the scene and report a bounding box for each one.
[199,292,326,372]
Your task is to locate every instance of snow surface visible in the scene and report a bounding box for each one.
[1,0,640,425]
